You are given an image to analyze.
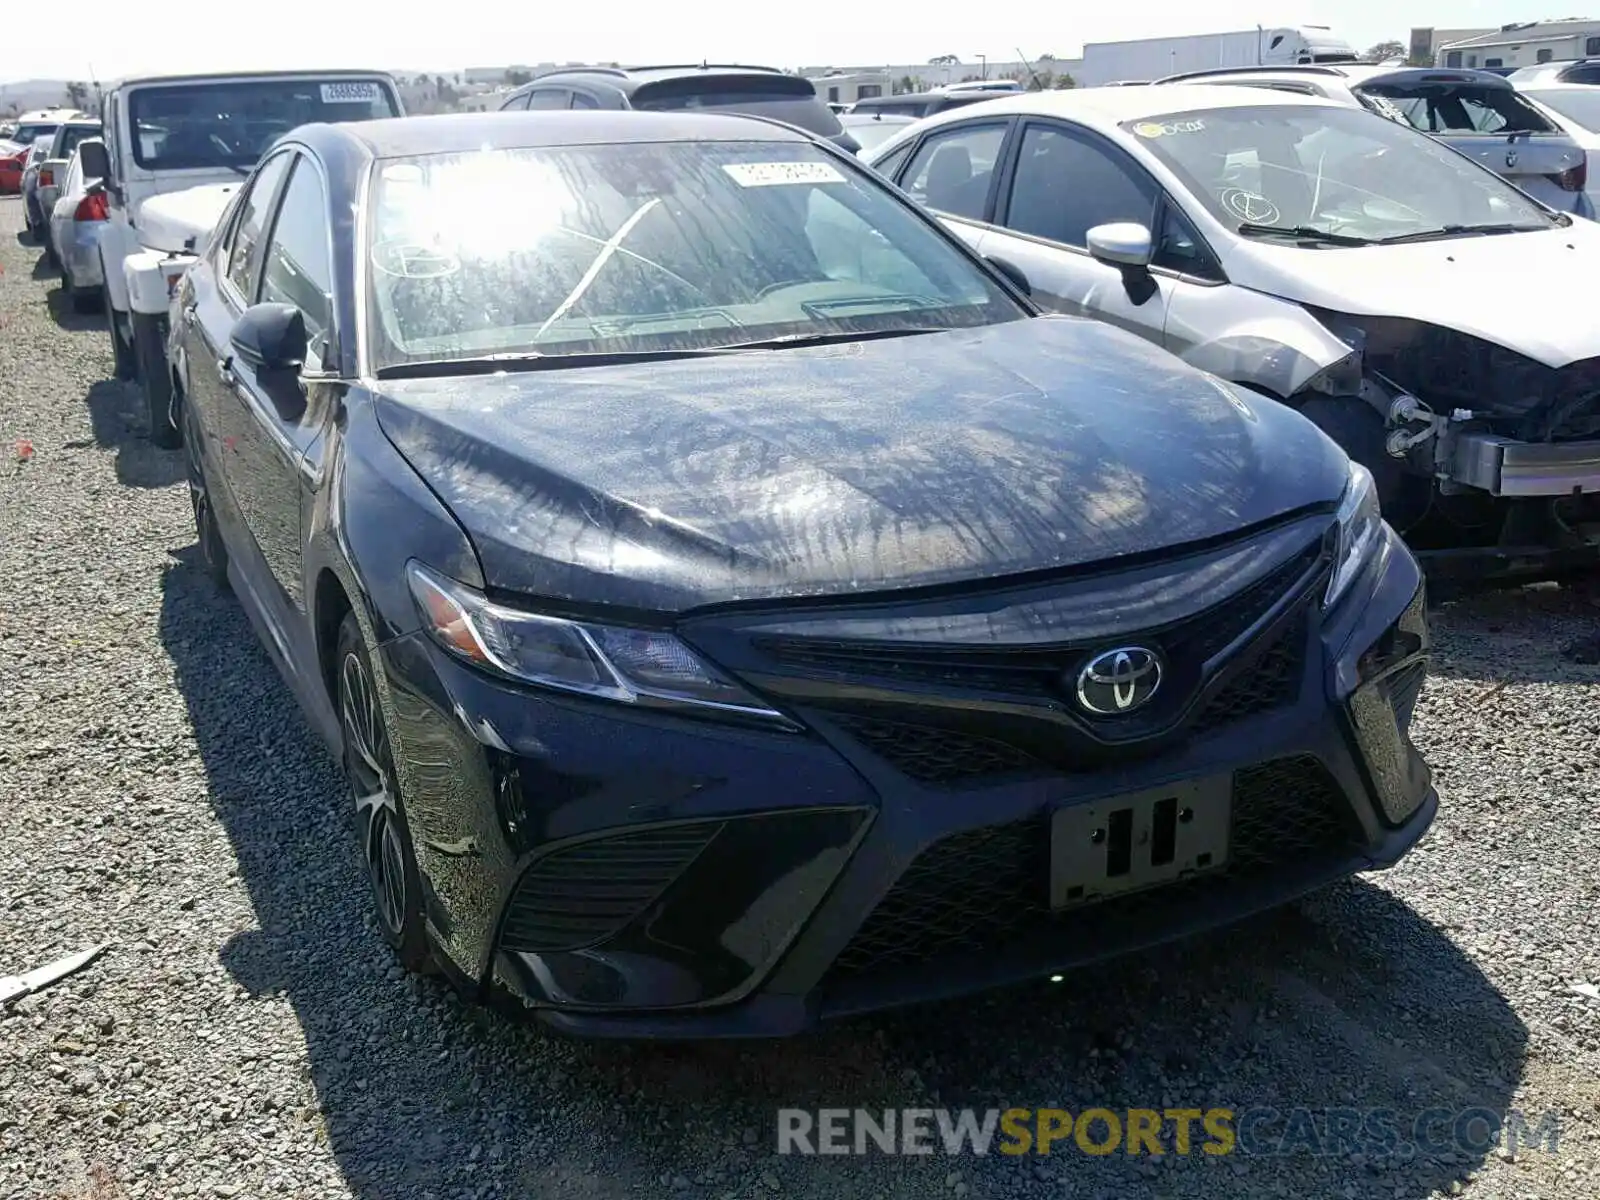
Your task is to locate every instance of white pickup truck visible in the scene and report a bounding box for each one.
[79,70,403,446]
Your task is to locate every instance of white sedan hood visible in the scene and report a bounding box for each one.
[134,183,240,255]
[1231,224,1600,369]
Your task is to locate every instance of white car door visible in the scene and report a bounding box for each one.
[980,119,1200,348]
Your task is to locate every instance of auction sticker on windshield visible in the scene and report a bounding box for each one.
[723,162,847,187]
[321,81,380,103]
[1133,119,1206,138]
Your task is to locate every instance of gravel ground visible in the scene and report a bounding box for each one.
[2,194,1598,1200]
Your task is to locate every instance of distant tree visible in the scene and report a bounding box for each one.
[1054,72,1077,89]
[504,68,532,86]
[65,81,89,110]
[1365,39,1406,62]
[453,73,462,85]
[928,53,960,66]
[1038,53,1056,62]
[897,75,917,94]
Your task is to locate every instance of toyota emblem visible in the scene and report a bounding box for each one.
[1074,647,1163,716]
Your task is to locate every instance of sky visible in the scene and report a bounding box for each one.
[12,1,1580,82]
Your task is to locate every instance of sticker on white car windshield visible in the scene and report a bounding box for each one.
[321,81,380,104]
[1132,119,1206,138]
[1220,188,1281,225]
[722,161,846,187]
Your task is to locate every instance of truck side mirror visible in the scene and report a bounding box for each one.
[77,139,110,184]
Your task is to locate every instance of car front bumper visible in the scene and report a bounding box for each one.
[375,521,1434,1038]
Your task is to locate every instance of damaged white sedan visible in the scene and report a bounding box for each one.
[868,85,1600,580]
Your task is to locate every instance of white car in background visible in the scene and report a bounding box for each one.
[865,84,1600,581]
[1515,83,1600,216]
[49,139,111,312]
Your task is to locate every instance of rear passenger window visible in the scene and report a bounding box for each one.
[1002,124,1157,248]
[900,124,1007,221]
[525,90,570,110]
[569,91,598,110]
[499,92,530,111]
[226,152,292,303]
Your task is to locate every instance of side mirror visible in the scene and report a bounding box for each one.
[1086,222,1155,268]
[985,254,1032,296]
[76,139,109,184]
[230,303,308,374]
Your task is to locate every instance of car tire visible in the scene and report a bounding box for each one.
[132,312,180,448]
[104,299,137,381]
[183,405,230,591]
[336,612,435,975]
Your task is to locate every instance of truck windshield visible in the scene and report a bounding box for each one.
[127,78,399,170]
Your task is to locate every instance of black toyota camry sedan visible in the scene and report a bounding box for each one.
[169,109,1435,1037]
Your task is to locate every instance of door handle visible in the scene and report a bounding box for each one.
[217,357,235,386]
[183,305,198,328]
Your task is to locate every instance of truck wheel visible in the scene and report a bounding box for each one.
[132,311,180,449]
[105,302,137,381]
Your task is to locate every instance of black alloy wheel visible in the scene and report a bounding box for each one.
[336,613,433,973]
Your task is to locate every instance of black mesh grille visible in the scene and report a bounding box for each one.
[828,756,1358,978]
[1189,615,1307,735]
[829,715,1044,784]
[499,823,720,953]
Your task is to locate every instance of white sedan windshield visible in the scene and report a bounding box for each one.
[1126,104,1558,243]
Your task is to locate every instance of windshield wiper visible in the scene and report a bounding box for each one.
[1375,222,1545,245]
[716,327,943,352]
[1235,222,1374,246]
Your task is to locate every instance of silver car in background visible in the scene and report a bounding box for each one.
[865,84,1600,581]
[48,139,109,312]
[1516,83,1600,216]
[31,119,103,245]
[1154,64,1595,219]
[838,111,916,157]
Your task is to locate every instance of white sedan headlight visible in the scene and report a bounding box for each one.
[407,562,790,725]
[1325,460,1384,609]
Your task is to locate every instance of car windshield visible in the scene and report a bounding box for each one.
[1523,88,1600,133]
[842,118,912,151]
[57,125,101,158]
[365,140,1024,371]
[14,123,59,146]
[127,78,400,170]
[629,78,845,139]
[1126,104,1557,244]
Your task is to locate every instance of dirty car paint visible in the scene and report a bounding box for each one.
[373,316,1351,612]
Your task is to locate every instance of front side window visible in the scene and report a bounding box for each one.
[1003,123,1158,247]
[127,78,400,171]
[364,140,1025,371]
[900,124,1008,220]
[260,158,334,344]
[226,152,292,301]
[1126,103,1557,244]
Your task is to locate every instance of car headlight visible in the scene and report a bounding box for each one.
[1325,460,1384,609]
[406,562,791,725]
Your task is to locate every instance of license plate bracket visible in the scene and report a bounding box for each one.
[1049,775,1232,909]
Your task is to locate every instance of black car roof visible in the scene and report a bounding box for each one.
[318,110,816,159]
[516,63,790,94]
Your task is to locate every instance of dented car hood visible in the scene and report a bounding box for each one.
[374,317,1349,612]
[1230,224,1600,369]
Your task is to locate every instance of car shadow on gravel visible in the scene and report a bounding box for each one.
[81,379,183,489]
[157,552,1529,1200]
[44,283,103,333]
[1427,582,1600,685]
